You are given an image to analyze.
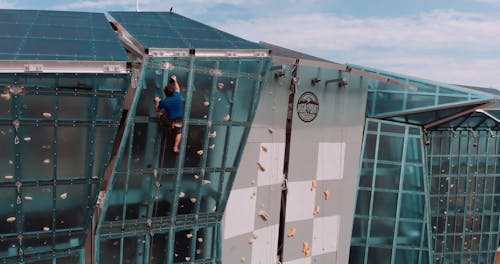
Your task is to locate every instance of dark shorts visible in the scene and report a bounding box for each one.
[170,119,183,135]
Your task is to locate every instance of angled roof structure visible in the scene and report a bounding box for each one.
[350,65,494,127]
[108,12,268,57]
[0,9,128,62]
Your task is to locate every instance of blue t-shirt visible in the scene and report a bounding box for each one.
[159,92,183,120]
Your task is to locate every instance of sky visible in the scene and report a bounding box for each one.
[2,0,500,88]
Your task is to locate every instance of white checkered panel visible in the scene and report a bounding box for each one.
[312,215,340,256]
[317,142,345,180]
[224,187,257,239]
[251,224,280,264]
[285,181,316,222]
[284,258,312,264]
[258,142,285,187]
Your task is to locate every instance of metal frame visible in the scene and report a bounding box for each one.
[0,60,129,74]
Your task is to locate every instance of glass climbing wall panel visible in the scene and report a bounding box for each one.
[96,55,270,263]
[0,73,129,262]
[350,119,432,264]
[351,65,493,125]
[427,129,500,263]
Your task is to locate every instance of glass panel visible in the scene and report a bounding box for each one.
[58,96,91,119]
[200,172,222,214]
[368,247,392,262]
[19,126,54,180]
[19,95,54,119]
[206,125,228,168]
[0,187,17,235]
[400,193,424,219]
[184,125,207,168]
[57,127,88,179]
[397,221,422,246]
[55,184,87,229]
[372,191,398,217]
[174,229,194,262]
[0,125,14,183]
[375,163,401,190]
[224,126,245,168]
[152,173,176,217]
[232,78,256,122]
[378,135,404,162]
[93,126,115,178]
[196,226,215,260]
[403,166,424,192]
[99,238,122,263]
[23,185,53,232]
[23,235,52,255]
[151,233,168,263]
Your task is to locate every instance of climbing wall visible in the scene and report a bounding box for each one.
[222,56,368,263]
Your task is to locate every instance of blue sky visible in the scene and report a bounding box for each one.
[2,0,500,88]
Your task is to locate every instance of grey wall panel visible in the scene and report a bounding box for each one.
[282,65,367,264]
[222,59,368,264]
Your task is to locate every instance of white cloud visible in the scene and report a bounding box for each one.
[210,9,500,88]
[472,0,500,4]
[212,9,500,52]
[55,0,135,10]
[0,0,17,8]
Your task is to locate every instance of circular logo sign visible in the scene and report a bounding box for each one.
[297,92,319,122]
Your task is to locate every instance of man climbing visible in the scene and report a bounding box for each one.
[154,75,183,153]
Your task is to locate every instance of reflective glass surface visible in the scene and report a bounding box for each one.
[353,65,493,125]
[351,119,432,264]
[0,9,128,61]
[0,73,129,262]
[96,55,270,263]
[427,129,500,263]
[109,12,263,50]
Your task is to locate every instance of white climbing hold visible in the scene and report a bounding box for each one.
[42,112,52,118]
[209,144,215,149]
[193,175,200,179]
[209,131,217,138]
[190,198,197,203]
[196,150,204,155]
[197,237,203,243]
[6,217,16,223]
[185,257,191,261]
[202,180,211,185]
[23,137,31,142]
[60,193,68,200]
[212,206,217,212]
[24,196,33,201]
[43,227,50,231]
[257,210,270,221]
[203,101,210,107]
[179,192,185,198]
[224,114,230,121]
[186,233,193,239]
[4,175,13,180]
[196,249,201,254]
[217,82,224,89]
[43,159,50,165]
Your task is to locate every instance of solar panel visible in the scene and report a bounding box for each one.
[0,9,128,61]
[109,12,263,50]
